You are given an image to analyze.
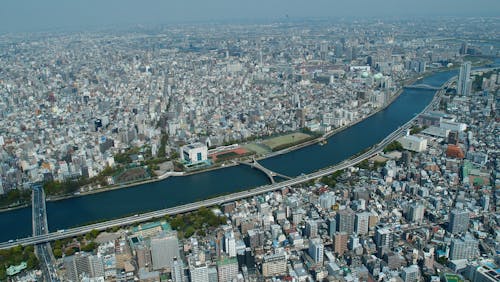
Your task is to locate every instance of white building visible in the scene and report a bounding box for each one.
[401,265,420,282]
[399,135,428,152]
[457,62,472,96]
[189,261,209,282]
[180,142,208,164]
[440,120,467,132]
[224,231,237,257]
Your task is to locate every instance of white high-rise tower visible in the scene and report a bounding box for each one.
[457,62,471,96]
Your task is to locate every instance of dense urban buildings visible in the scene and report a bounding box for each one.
[0,16,499,282]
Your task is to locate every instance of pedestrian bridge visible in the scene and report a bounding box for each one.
[238,157,292,184]
[404,84,440,90]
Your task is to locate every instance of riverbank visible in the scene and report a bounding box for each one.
[0,68,454,211]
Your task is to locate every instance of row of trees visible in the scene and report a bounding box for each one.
[0,189,31,208]
[52,229,100,259]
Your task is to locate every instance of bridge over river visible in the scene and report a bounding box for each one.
[238,157,292,183]
[403,84,440,90]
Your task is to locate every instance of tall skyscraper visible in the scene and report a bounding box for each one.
[328,217,336,238]
[151,231,180,270]
[448,209,470,234]
[308,238,324,264]
[336,208,355,234]
[224,231,236,257]
[457,62,472,96]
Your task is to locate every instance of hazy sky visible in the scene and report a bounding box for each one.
[1,0,499,33]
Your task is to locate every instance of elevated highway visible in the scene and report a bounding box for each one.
[0,77,453,250]
[32,185,59,281]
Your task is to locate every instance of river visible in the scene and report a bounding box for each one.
[0,62,495,242]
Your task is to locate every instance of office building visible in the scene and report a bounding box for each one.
[457,61,472,96]
[180,142,208,164]
[448,209,470,234]
[328,217,336,237]
[309,238,324,264]
[151,231,180,270]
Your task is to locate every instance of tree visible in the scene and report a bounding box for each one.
[65,248,76,256]
[383,141,403,153]
[53,248,63,258]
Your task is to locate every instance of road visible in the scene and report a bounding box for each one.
[0,77,454,250]
[32,185,59,281]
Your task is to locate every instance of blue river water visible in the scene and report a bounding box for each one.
[0,59,497,242]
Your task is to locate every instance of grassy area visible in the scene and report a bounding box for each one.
[261,132,312,150]
[243,143,271,155]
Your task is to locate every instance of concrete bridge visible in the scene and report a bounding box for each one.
[404,84,440,90]
[238,157,292,184]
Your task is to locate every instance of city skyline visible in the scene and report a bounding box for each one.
[1,0,500,33]
[0,4,499,281]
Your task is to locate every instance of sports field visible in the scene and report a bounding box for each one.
[243,143,270,155]
[261,132,311,150]
[444,274,464,282]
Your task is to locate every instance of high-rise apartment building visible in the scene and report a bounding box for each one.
[336,208,355,234]
[449,236,478,260]
[448,209,470,234]
[217,257,238,282]
[457,61,472,96]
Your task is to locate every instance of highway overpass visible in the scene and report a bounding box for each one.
[0,77,454,250]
